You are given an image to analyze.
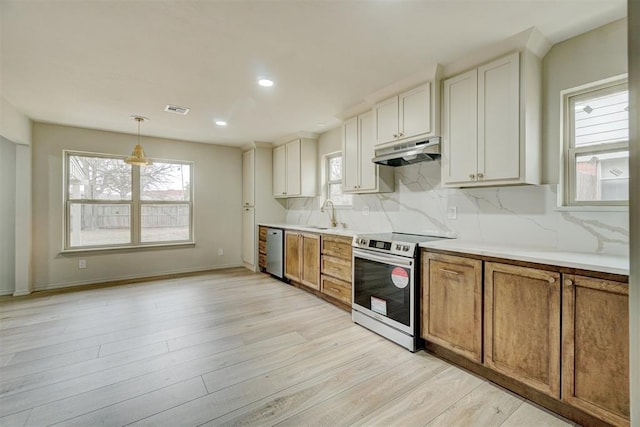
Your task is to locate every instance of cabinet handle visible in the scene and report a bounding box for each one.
[469,174,476,180]
[548,277,556,284]
[393,134,399,138]
[477,173,484,179]
[565,279,573,286]
[398,132,404,137]
[440,268,460,275]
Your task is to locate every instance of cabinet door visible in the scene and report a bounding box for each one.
[562,275,629,426]
[399,82,431,139]
[374,96,399,145]
[484,262,560,398]
[422,252,482,363]
[478,52,520,182]
[284,231,301,281]
[242,150,255,206]
[442,69,478,185]
[300,233,320,290]
[241,207,255,265]
[273,145,286,197]
[358,111,378,191]
[285,139,301,196]
[342,116,359,191]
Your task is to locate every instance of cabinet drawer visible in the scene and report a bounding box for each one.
[321,235,352,259]
[321,255,351,282]
[259,226,267,241]
[258,253,266,269]
[321,275,351,305]
[258,240,266,254]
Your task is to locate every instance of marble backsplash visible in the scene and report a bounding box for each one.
[285,161,629,256]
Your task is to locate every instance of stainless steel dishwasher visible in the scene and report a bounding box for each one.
[266,228,284,279]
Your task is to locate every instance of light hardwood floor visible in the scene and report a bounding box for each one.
[0,268,575,427]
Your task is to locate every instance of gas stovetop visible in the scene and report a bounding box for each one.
[352,232,450,257]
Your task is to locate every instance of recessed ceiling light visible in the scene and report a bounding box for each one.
[258,78,274,87]
[215,120,227,127]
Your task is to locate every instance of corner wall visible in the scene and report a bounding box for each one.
[0,136,16,295]
[31,123,243,290]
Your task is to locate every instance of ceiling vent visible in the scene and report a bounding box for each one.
[164,105,190,115]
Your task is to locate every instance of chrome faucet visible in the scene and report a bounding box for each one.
[320,199,337,228]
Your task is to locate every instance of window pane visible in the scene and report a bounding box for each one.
[328,156,341,181]
[141,204,190,242]
[69,203,131,247]
[68,155,132,200]
[573,88,628,147]
[141,162,191,201]
[575,151,629,202]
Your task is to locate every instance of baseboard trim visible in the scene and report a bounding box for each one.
[31,264,245,294]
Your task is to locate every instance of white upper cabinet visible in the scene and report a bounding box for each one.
[273,138,317,198]
[375,82,433,146]
[273,145,286,196]
[442,51,541,187]
[343,111,393,193]
[242,149,255,207]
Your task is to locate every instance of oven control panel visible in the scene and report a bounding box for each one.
[353,236,416,257]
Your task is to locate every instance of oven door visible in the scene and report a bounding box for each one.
[352,247,415,335]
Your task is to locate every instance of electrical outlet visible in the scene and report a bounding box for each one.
[362,206,370,216]
[447,206,458,220]
[78,259,86,269]
[217,248,224,256]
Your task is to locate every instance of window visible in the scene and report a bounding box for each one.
[563,77,629,206]
[325,153,352,206]
[64,151,193,250]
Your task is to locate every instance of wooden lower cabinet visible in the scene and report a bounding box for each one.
[258,226,267,270]
[562,274,630,426]
[320,234,352,306]
[284,230,320,290]
[284,231,301,280]
[320,275,351,305]
[421,252,482,363]
[484,262,561,398]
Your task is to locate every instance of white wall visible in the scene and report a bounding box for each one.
[0,97,32,146]
[0,136,16,295]
[542,18,627,184]
[627,1,639,423]
[31,123,243,290]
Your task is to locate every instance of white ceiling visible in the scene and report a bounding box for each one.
[0,0,626,147]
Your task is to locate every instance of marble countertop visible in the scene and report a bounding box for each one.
[419,239,629,276]
[259,223,360,237]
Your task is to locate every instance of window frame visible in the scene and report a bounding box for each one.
[63,150,194,251]
[561,75,629,208]
[324,151,352,208]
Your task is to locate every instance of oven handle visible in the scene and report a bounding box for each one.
[352,248,414,267]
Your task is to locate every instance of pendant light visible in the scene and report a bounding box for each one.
[125,115,153,166]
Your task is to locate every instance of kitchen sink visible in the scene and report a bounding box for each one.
[305,225,329,230]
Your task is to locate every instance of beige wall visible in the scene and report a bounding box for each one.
[318,126,341,157]
[31,123,243,290]
[542,18,627,184]
[0,136,16,295]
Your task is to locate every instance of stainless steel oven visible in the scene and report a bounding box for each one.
[351,233,448,352]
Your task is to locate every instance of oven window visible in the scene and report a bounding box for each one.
[354,257,411,327]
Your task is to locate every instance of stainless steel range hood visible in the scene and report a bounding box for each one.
[372,137,441,167]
